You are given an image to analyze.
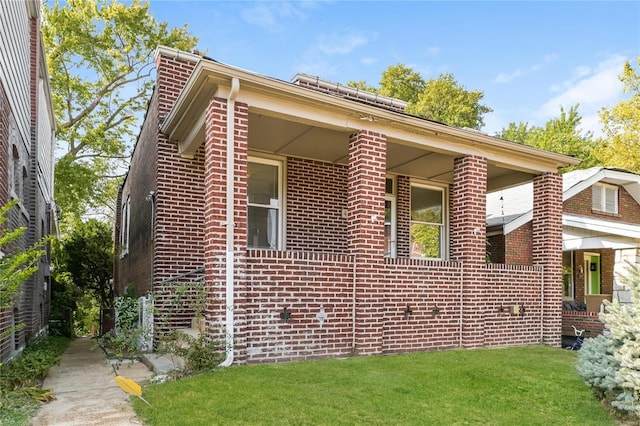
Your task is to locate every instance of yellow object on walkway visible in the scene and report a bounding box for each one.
[115,375,152,407]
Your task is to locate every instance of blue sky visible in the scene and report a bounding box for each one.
[149,1,639,137]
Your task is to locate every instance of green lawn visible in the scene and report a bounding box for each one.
[134,345,613,425]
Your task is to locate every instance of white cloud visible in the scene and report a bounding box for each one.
[538,55,626,117]
[495,53,557,84]
[316,32,369,55]
[536,54,627,136]
[496,69,523,84]
[241,2,307,31]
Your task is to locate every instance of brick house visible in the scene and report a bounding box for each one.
[0,1,57,362]
[114,46,578,364]
[487,167,640,340]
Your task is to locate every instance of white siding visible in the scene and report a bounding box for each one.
[37,78,55,201]
[0,0,32,152]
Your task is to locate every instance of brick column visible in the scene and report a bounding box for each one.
[203,96,249,363]
[532,172,563,346]
[348,130,386,355]
[451,155,487,348]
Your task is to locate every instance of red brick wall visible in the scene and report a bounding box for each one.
[396,175,411,258]
[451,155,487,264]
[485,264,545,346]
[348,130,387,355]
[153,53,205,287]
[562,311,604,338]
[532,172,563,346]
[115,51,203,296]
[487,234,505,264]
[505,222,533,265]
[451,156,488,348]
[565,186,640,224]
[116,89,160,296]
[243,251,354,362]
[234,254,548,363]
[203,93,250,362]
[286,158,348,253]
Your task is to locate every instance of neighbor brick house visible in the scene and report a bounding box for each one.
[0,1,56,362]
[487,167,640,339]
[114,46,578,364]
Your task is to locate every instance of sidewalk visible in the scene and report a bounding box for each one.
[31,337,155,426]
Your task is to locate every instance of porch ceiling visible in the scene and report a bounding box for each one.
[249,113,536,191]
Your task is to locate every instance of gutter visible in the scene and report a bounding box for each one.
[219,77,240,367]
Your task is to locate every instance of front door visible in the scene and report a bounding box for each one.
[584,253,601,295]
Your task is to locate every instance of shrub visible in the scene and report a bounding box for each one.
[98,295,141,358]
[0,336,69,424]
[577,264,640,418]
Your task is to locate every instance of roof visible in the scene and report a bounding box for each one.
[156,46,579,191]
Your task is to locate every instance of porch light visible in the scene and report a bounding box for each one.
[432,306,441,317]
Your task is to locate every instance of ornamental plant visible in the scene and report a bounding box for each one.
[577,263,640,417]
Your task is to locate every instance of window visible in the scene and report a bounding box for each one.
[120,195,130,257]
[385,176,396,258]
[562,251,574,300]
[11,145,20,198]
[248,157,283,249]
[592,183,618,214]
[410,184,446,259]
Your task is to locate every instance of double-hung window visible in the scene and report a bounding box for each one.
[592,183,618,214]
[247,157,283,249]
[120,195,130,257]
[410,184,446,259]
[385,176,397,258]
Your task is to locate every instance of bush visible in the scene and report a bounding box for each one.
[577,264,640,418]
[98,295,141,358]
[157,331,223,375]
[0,336,69,425]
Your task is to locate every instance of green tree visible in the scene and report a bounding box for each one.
[0,201,45,337]
[377,64,425,104]
[59,219,114,312]
[408,73,492,129]
[42,0,198,222]
[348,64,492,129]
[497,105,601,171]
[595,58,640,172]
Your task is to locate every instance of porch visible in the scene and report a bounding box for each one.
[150,49,577,363]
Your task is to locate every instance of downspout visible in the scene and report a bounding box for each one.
[219,77,240,367]
[352,255,357,354]
[459,262,464,348]
[540,267,544,343]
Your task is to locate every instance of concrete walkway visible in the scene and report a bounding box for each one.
[31,337,155,426]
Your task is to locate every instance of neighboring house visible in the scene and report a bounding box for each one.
[487,167,640,339]
[114,46,577,365]
[0,1,56,362]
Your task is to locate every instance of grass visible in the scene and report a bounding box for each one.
[133,345,614,425]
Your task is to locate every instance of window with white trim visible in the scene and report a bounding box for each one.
[384,176,396,258]
[247,157,283,249]
[120,195,130,257]
[592,183,618,214]
[410,183,447,259]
